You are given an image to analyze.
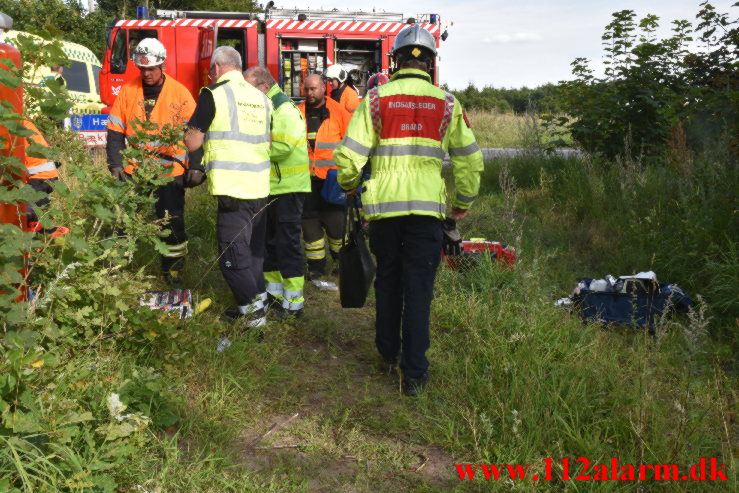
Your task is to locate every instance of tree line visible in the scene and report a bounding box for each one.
[446,83,567,115]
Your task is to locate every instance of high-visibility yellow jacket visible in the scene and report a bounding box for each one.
[23,120,58,180]
[334,68,483,221]
[267,84,310,195]
[107,74,194,177]
[298,97,351,179]
[201,70,272,200]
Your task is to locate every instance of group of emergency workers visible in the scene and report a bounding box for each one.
[32,24,482,396]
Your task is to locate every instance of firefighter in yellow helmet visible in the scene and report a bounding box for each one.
[334,24,484,396]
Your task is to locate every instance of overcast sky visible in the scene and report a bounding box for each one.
[321,0,737,89]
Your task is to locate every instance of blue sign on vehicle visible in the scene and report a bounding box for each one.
[70,114,108,131]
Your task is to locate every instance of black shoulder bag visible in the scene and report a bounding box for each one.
[339,196,376,308]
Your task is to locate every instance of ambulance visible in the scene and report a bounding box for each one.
[3,30,105,114]
[100,6,446,108]
[2,30,107,146]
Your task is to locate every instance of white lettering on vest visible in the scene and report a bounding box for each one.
[401,123,423,131]
[388,101,437,110]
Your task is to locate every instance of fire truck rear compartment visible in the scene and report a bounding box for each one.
[335,39,382,97]
[278,38,326,98]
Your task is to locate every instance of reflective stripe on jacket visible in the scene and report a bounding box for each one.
[202,70,272,200]
[298,97,351,179]
[23,120,58,180]
[334,68,483,221]
[267,84,311,195]
[106,74,194,177]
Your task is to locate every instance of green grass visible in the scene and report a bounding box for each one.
[466,110,573,149]
[122,153,736,490]
[9,149,736,491]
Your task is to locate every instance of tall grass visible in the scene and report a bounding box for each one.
[466,110,573,149]
[473,151,738,333]
[6,139,735,491]
[116,147,734,490]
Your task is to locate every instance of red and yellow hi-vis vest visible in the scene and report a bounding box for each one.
[334,68,484,221]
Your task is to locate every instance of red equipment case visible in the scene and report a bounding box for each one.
[444,240,516,270]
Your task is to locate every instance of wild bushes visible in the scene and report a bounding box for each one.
[0,33,196,491]
[561,2,738,162]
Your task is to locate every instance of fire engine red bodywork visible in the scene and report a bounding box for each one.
[0,39,27,230]
[0,38,29,301]
[100,17,441,109]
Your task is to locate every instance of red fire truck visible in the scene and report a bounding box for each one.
[99,6,446,109]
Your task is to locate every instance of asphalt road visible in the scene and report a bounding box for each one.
[443,147,585,165]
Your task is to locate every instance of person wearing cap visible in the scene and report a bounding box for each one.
[106,37,202,284]
[244,66,310,318]
[334,25,484,396]
[325,64,360,114]
[185,47,273,345]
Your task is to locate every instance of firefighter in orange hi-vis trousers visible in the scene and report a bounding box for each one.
[106,38,203,284]
[298,74,352,290]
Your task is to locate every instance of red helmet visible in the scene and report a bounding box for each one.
[366,73,389,90]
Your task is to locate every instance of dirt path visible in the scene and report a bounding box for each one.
[220,285,464,492]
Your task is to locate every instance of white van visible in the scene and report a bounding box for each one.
[2,29,105,115]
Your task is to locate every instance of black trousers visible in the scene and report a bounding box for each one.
[154,175,187,271]
[369,215,443,379]
[217,196,267,306]
[27,177,57,223]
[264,192,306,281]
[302,176,345,275]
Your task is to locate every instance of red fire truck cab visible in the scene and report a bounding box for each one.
[100,7,445,109]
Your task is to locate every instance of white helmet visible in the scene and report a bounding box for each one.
[132,38,166,67]
[325,64,348,83]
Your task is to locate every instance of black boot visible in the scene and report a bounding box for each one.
[403,373,429,397]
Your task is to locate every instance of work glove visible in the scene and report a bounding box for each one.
[184,168,205,188]
[109,166,127,182]
[442,217,463,256]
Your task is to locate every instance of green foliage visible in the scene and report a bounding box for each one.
[2,0,110,60]
[563,2,738,161]
[449,82,567,114]
[0,30,198,491]
[4,0,260,61]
